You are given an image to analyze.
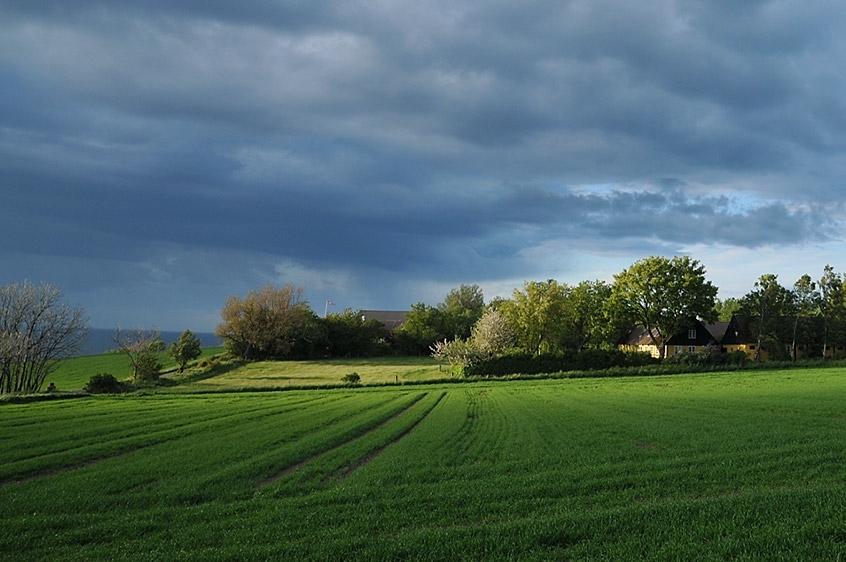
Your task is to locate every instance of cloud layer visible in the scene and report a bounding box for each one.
[2,1,846,329]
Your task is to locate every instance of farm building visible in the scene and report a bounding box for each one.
[619,318,719,359]
[358,310,408,333]
[621,315,846,361]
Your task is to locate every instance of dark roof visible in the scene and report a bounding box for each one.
[621,326,661,347]
[664,319,719,347]
[622,319,719,348]
[704,321,730,342]
[720,315,756,345]
[358,310,408,331]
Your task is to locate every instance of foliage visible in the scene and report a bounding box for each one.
[341,372,361,385]
[134,352,163,383]
[168,329,202,372]
[470,307,515,358]
[818,265,845,356]
[713,296,742,322]
[113,326,164,383]
[790,274,817,360]
[608,255,718,358]
[438,283,485,340]
[286,310,329,360]
[499,279,571,354]
[568,280,614,348]
[216,284,313,360]
[429,338,483,375]
[662,345,749,367]
[84,373,125,394]
[394,285,485,355]
[322,309,388,358]
[392,302,443,355]
[494,280,614,355]
[465,348,657,377]
[739,274,795,361]
[0,281,89,394]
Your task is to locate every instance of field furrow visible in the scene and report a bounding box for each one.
[1,368,846,561]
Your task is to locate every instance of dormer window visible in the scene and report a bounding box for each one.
[688,329,696,339]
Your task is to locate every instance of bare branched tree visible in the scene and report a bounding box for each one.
[0,281,89,393]
[113,326,163,382]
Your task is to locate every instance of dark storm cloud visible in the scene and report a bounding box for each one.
[2,0,846,327]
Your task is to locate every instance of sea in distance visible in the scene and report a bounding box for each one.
[79,328,223,356]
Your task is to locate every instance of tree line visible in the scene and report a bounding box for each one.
[2,255,845,392]
[721,266,846,361]
[214,256,846,368]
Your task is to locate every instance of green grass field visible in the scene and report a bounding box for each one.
[181,355,445,390]
[46,347,227,390]
[2,366,846,560]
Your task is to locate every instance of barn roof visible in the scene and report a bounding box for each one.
[358,310,408,331]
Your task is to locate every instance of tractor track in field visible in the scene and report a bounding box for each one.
[334,391,446,482]
[256,392,444,488]
[0,450,136,488]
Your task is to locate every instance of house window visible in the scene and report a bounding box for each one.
[749,345,756,350]
[674,346,682,355]
[688,346,696,353]
[688,329,696,339]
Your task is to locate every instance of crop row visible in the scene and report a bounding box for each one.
[2,370,846,560]
[0,390,422,488]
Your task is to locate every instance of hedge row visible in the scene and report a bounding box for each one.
[464,349,658,377]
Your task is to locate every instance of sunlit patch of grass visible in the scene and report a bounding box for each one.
[46,348,227,391]
[183,356,445,389]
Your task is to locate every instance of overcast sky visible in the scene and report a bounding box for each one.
[3,1,846,331]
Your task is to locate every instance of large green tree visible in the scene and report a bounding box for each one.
[439,284,486,340]
[609,256,718,359]
[394,284,485,354]
[500,279,571,355]
[393,302,446,355]
[567,280,613,349]
[790,274,818,360]
[713,297,742,322]
[323,309,387,358]
[739,274,794,361]
[818,265,845,357]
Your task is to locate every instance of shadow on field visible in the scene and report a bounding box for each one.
[167,358,247,386]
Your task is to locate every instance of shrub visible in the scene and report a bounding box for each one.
[197,358,213,369]
[465,349,657,377]
[85,373,124,394]
[342,372,361,385]
[135,352,162,383]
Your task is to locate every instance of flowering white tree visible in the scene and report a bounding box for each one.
[430,307,516,374]
[470,308,515,358]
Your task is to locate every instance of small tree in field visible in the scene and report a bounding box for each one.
[169,329,202,372]
[113,326,163,383]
